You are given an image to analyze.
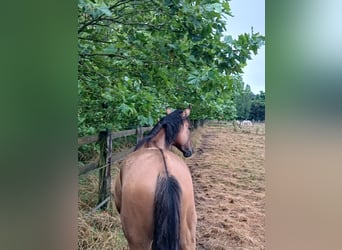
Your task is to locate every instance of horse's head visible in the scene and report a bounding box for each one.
[167,107,194,158]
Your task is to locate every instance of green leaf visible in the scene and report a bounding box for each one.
[78,0,265,135]
[102,45,116,54]
[224,35,233,44]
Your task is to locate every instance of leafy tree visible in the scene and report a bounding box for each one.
[249,91,265,121]
[78,0,265,136]
[234,85,265,122]
[234,82,254,120]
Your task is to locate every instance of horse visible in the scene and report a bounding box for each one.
[241,120,253,127]
[232,120,241,128]
[112,107,197,250]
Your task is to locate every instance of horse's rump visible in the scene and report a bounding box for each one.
[152,174,181,250]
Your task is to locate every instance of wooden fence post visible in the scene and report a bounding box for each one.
[136,126,143,144]
[136,126,139,144]
[140,126,143,141]
[97,129,112,210]
[193,119,199,129]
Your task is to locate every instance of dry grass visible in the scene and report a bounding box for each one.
[78,123,265,249]
[187,123,265,249]
[78,135,139,249]
[78,166,128,249]
[78,209,128,250]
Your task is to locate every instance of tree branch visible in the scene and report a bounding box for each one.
[78,0,135,33]
[79,52,178,66]
[101,18,166,30]
[78,37,112,44]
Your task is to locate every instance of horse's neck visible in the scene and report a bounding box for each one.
[145,129,169,150]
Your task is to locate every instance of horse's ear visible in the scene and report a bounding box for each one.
[182,107,191,118]
[166,107,173,114]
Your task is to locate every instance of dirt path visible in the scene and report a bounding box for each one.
[186,124,265,249]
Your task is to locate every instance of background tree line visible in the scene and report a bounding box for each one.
[234,80,265,122]
[78,0,265,136]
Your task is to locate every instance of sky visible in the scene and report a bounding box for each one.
[224,0,265,94]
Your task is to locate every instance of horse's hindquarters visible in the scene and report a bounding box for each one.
[112,174,122,213]
[118,152,158,248]
[115,149,197,249]
[120,183,154,249]
[179,182,197,249]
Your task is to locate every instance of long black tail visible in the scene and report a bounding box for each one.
[152,174,181,250]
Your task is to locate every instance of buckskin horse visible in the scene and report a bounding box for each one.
[112,107,197,250]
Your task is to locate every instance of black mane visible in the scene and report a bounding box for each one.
[135,110,187,150]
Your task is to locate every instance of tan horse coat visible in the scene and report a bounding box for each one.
[112,107,196,250]
[113,148,196,249]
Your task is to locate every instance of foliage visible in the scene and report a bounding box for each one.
[249,91,265,121]
[234,82,265,122]
[234,82,253,120]
[78,0,265,136]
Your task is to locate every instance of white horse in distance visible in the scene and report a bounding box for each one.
[241,120,253,127]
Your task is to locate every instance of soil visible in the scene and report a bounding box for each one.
[186,124,265,250]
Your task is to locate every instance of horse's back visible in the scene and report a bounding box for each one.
[120,149,194,204]
[121,148,192,186]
